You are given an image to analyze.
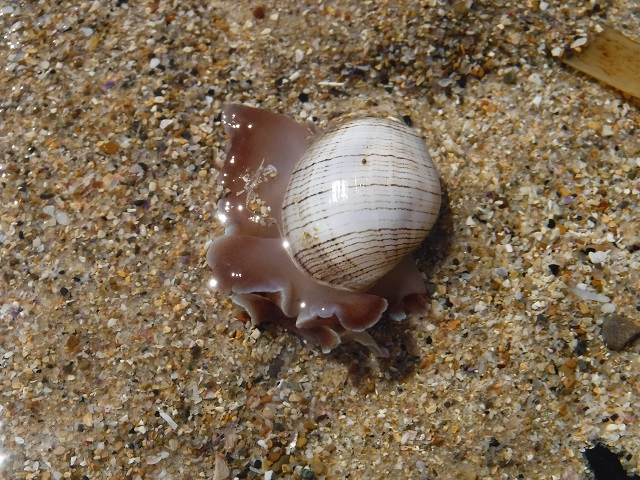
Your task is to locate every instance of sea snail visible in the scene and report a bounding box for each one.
[207,104,441,355]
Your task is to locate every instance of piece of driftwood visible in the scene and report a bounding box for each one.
[562,25,640,100]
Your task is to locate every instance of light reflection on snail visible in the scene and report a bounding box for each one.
[207,104,441,355]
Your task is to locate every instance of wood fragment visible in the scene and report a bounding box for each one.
[562,25,640,99]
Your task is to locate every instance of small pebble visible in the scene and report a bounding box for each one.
[268,450,281,462]
[570,37,588,49]
[65,334,79,351]
[532,95,542,107]
[99,141,119,154]
[588,250,608,264]
[551,46,564,57]
[83,412,93,427]
[288,392,302,402]
[601,314,640,351]
[309,457,325,475]
[619,220,639,249]
[300,468,315,480]
[252,5,266,19]
[503,70,517,84]
[52,445,65,455]
[601,125,614,137]
[159,410,178,429]
[56,211,71,225]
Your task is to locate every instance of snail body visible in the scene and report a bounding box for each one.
[207,104,441,354]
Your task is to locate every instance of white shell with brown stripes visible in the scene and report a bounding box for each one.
[281,116,441,292]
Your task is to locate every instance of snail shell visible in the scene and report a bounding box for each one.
[282,117,441,292]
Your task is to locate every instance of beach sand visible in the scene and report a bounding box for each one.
[1,1,639,478]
